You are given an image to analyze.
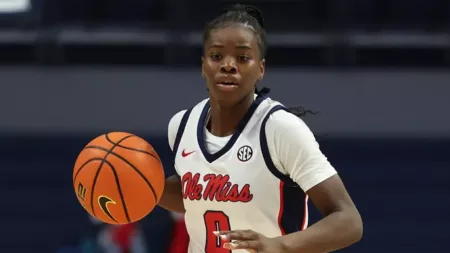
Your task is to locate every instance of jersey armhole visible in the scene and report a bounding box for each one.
[172,108,192,157]
[259,105,298,187]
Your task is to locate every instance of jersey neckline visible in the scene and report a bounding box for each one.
[197,95,268,163]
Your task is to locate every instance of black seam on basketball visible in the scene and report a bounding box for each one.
[102,159,129,224]
[115,145,162,164]
[73,158,106,183]
[88,134,133,222]
[89,159,105,219]
[84,145,159,203]
[104,134,161,163]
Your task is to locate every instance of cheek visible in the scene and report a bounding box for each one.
[205,59,219,69]
[204,74,216,86]
[204,61,218,81]
[242,66,261,82]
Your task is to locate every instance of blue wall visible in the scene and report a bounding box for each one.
[1,68,450,137]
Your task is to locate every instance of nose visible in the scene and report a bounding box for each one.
[220,57,237,74]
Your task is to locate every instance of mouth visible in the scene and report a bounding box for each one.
[216,81,239,91]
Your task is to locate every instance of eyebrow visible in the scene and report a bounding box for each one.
[209,44,252,50]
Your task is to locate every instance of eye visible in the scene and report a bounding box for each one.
[238,55,250,62]
[210,53,222,61]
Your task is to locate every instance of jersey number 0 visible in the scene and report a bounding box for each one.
[204,211,232,253]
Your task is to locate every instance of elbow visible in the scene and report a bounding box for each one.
[348,210,363,244]
[335,207,363,247]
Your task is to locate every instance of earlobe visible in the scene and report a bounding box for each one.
[258,72,264,82]
[259,59,265,81]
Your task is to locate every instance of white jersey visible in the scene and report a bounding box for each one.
[168,95,337,253]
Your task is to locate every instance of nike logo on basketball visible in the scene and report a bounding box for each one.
[181,149,195,157]
[98,195,117,222]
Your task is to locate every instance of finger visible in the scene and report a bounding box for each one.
[223,240,261,251]
[213,231,230,241]
[213,230,231,235]
[214,229,253,235]
[216,230,259,241]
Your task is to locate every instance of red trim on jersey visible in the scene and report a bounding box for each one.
[301,195,309,230]
[277,181,286,235]
[277,181,309,235]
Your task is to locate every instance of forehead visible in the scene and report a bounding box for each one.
[207,25,258,49]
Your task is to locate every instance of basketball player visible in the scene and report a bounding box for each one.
[158,4,363,253]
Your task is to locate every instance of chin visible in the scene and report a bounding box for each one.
[211,91,252,108]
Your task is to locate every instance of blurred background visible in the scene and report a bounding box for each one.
[0,0,449,253]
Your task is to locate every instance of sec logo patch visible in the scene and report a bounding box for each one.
[237,145,253,162]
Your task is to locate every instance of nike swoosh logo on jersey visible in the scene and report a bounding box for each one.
[181,149,195,157]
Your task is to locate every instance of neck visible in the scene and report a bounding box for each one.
[208,94,255,137]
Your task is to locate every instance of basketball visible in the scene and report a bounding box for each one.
[72,132,165,224]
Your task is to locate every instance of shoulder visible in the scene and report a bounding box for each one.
[263,108,336,191]
[259,97,313,137]
[168,110,188,151]
[265,109,315,140]
[169,110,188,130]
[167,98,209,150]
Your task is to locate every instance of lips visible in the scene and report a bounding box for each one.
[217,81,238,86]
[216,82,239,91]
[215,76,239,91]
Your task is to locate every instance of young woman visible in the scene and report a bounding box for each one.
[158,4,363,253]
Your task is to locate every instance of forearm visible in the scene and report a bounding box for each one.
[158,175,185,213]
[279,209,363,253]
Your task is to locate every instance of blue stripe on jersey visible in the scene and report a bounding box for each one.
[173,108,192,156]
[197,95,268,163]
[280,183,308,234]
[259,105,308,234]
[259,105,297,186]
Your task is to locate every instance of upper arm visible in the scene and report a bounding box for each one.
[266,110,358,215]
[306,175,357,216]
[266,110,337,192]
[168,110,187,151]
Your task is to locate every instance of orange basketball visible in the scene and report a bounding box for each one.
[72,132,165,224]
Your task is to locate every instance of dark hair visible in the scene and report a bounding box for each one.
[255,87,317,118]
[203,4,267,59]
[203,4,315,119]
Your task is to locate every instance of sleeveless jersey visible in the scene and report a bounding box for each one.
[173,95,308,253]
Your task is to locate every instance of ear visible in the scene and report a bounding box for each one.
[201,56,206,78]
[259,59,265,81]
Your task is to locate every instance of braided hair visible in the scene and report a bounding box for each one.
[203,4,267,59]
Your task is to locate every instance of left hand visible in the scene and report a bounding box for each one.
[214,230,284,253]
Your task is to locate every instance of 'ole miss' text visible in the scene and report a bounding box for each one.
[181,172,253,203]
